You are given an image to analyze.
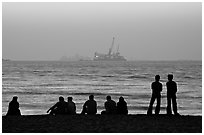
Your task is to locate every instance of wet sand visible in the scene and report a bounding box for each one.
[2,114,202,133]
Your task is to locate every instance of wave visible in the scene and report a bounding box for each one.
[33,70,58,73]
[128,75,149,79]
[184,76,196,79]
[101,75,115,78]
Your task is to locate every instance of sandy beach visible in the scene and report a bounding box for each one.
[2,114,202,133]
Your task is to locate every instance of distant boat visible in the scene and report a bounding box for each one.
[2,59,11,61]
[93,37,127,61]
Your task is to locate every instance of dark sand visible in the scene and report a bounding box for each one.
[2,114,202,133]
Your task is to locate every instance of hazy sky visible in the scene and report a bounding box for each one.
[3,2,202,61]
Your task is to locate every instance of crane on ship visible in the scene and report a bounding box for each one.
[108,37,115,56]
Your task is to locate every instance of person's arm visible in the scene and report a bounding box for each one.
[47,103,57,113]
[105,102,108,110]
[81,101,87,114]
[83,101,87,108]
[175,82,177,93]
[47,108,51,113]
[160,83,163,92]
[94,101,97,114]
[166,82,168,91]
[74,103,76,112]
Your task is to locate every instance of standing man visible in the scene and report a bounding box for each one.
[147,75,162,115]
[166,74,180,115]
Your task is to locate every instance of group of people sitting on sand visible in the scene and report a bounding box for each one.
[47,95,128,115]
[6,95,128,116]
[6,74,179,116]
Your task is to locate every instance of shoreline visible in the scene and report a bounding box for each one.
[2,114,202,133]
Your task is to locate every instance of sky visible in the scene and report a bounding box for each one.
[2,2,202,61]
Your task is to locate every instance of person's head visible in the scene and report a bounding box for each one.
[12,96,18,101]
[68,97,73,102]
[168,74,173,81]
[59,96,64,102]
[119,96,124,102]
[155,75,160,82]
[89,95,94,100]
[106,95,111,101]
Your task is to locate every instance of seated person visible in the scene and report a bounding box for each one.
[101,95,117,114]
[47,96,67,115]
[67,97,76,114]
[6,96,21,116]
[117,96,128,115]
[81,95,97,115]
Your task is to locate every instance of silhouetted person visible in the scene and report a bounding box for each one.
[101,95,117,114]
[117,96,128,115]
[47,96,67,115]
[147,75,162,115]
[67,97,76,114]
[81,95,97,115]
[6,96,21,116]
[166,74,180,115]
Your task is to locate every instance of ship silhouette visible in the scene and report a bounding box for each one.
[93,37,126,61]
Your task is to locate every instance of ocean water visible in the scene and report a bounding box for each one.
[2,61,202,116]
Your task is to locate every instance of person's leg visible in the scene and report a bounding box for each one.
[172,94,179,115]
[167,95,172,115]
[155,96,161,115]
[147,96,155,115]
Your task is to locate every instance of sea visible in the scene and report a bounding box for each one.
[2,60,202,116]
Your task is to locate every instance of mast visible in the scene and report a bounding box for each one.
[108,37,115,56]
